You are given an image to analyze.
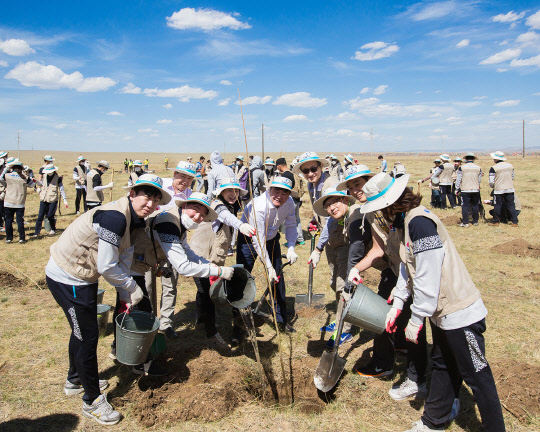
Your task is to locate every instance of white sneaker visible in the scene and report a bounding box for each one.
[64,379,109,395]
[48,230,55,235]
[82,394,121,425]
[208,332,231,351]
[389,378,428,400]
[76,211,81,215]
[403,420,442,432]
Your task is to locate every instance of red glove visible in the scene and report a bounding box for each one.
[308,220,318,232]
[385,307,401,333]
[118,301,130,314]
[209,276,220,285]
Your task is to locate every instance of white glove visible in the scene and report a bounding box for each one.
[308,249,321,268]
[219,266,235,280]
[347,267,363,286]
[239,223,256,237]
[120,285,144,307]
[267,266,278,283]
[405,320,423,344]
[108,182,114,188]
[63,198,69,208]
[286,247,298,265]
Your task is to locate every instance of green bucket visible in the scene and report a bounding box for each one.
[96,304,112,337]
[115,311,160,366]
[344,283,390,334]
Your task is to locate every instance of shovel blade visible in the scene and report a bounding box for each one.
[313,350,347,392]
[295,293,325,309]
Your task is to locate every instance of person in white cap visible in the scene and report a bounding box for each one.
[206,151,236,199]
[451,157,462,206]
[0,159,37,243]
[264,158,277,183]
[343,154,356,171]
[127,160,146,187]
[236,176,299,335]
[488,151,518,227]
[86,161,113,210]
[357,172,505,432]
[73,156,88,214]
[193,156,206,192]
[419,158,443,208]
[455,153,482,227]
[45,174,170,425]
[38,154,55,182]
[431,154,456,209]
[33,165,68,236]
[234,155,249,192]
[329,155,343,181]
[0,151,8,231]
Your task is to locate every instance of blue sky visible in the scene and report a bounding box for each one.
[1,0,540,154]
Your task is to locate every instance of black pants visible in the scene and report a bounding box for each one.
[439,185,456,209]
[4,207,25,241]
[194,277,217,337]
[461,192,480,225]
[430,189,442,208]
[422,319,505,431]
[35,201,58,235]
[493,192,518,224]
[372,268,428,383]
[47,276,100,404]
[0,199,4,227]
[75,188,87,213]
[451,183,461,206]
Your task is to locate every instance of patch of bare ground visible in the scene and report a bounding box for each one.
[0,270,26,288]
[525,272,540,281]
[491,238,540,258]
[441,214,461,226]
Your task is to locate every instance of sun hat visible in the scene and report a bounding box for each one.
[6,157,15,165]
[439,154,450,162]
[268,176,293,192]
[77,156,86,162]
[359,172,411,214]
[344,154,355,164]
[331,155,338,160]
[42,165,59,174]
[292,151,330,175]
[264,158,276,166]
[0,151,7,159]
[123,173,171,205]
[213,181,248,197]
[7,158,23,168]
[133,160,143,166]
[43,155,54,162]
[490,151,507,161]
[433,158,441,163]
[236,155,244,161]
[454,157,462,162]
[463,152,477,160]
[97,160,109,169]
[313,187,357,217]
[187,156,193,160]
[394,163,406,178]
[336,165,376,191]
[175,192,217,222]
[169,161,196,177]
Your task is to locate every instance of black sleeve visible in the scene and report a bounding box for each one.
[154,221,182,244]
[93,210,127,247]
[489,167,495,175]
[39,167,44,175]
[58,176,63,186]
[408,216,443,255]
[348,217,371,270]
[92,173,102,189]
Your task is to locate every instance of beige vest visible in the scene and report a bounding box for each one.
[0,181,5,201]
[492,162,514,191]
[75,165,87,186]
[291,171,305,200]
[4,173,28,206]
[50,197,133,282]
[310,176,346,248]
[439,163,454,185]
[87,169,104,202]
[129,171,142,186]
[398,206,481,318]
[460,163,481,191]
[40,173,60,203]
[366,210,401,274]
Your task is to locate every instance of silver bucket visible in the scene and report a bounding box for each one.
[115,311,160,366]
[96,304,112,336]
[344,283,390,334]
[209,265,257,309]
[44,217,51,232]
[97,288,105,304]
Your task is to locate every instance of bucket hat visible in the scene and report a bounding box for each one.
[439,154,450,162]
[236,155,244,161]
[490,151,507,161]
[169,161,196,177]
[42,165,59,174]
[43,155,54,162]
[268,176,293,192]
[463,152,477,160]
[360,173,411,214]
[292,151,330,175]
[175,192,218,222]
[433,158,441,163]
[0,151,7,159]
[264,158,276,166]
[133,160,143,166]
[331,155,338,160]
[393,163,406,178]
[336,164,376,191]
[213,181,248,197]
[7,158,23,168]
[97,160,110,169]
[123,174,171,205]
[344,154,356,164]
[313,187,356,217]
[6,157,15,165]
[454,157,462,162]
[77,156,86,162]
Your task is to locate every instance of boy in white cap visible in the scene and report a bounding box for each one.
[455,153,482,227]
[86,161,113,210]
[431,154,456,209]
[38,154,55,182]
[236,176,299,334]
[488,151,518,227]
[264,158,277,183]
[128,160,146,187]
[33,165,68,236]
[73,156,88,214]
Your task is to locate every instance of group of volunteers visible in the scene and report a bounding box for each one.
[29,147,508,431]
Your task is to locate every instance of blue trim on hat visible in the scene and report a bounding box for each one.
[135,179,162,188]
[219,182,241,189]
[270,181,292,190]
[187,197,211,207]
[299,156,319,164]
[345,170,371,181]
[325,190,346,197]
[366,178,395,202]
[175,167,196,175]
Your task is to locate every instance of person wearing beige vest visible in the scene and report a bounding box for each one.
[33,165,68,236]
[38,154,55,183]
[45,175,170,426]
[87,161,113,210]
[73,156,88,214]
[431,154,456,209]
[127,160,146,187]
[488,151,518,226]
[455,153,482,227]
[276,157,305,245]
[358,173,505,432]
[0,151,8,231]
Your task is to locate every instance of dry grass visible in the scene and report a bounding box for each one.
[0,152,539,431]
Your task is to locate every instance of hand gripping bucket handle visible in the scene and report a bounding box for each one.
[344,283,391,334]
[115,310,160,366]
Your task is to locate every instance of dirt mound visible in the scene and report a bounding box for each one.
[441,215,461,226]
[492,239,540,258]
[296,305,326,319]
[0,270,26,288]
[525,272,540,281]
[493,360,540,422]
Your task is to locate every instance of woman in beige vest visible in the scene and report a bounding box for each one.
[33,165,68,236]
[73,156,88,214]
[431,154,456,209]
[358,173,505,432]
[86,161,113,210]
[0,150,7,231]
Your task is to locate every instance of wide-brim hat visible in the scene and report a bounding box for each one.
[168,161,196,177]
[360,173,411,214]
[344,154,355,164]
[213,181,248,197]
[43,155,54,161]
[433,158,441,163]
[313,188,357,217]
[0,151,7,158]
[268,176,293,191]
[97,160,109,169]
[175,192,217,222]
[454,157,462,162]
[463,152,477,160]
[439,154,450,162]
[292,151,330,175]
[7,158,23,168]
[337,164,376,191]
[264,158,276,166]
[123,174,171,205]
[133,160,143,166]
[236,155,244,161]
[77,156,86,162]
[42,165,59,174]
[490,151,506,161]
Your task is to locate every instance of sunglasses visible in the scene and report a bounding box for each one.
[301,165,319,175]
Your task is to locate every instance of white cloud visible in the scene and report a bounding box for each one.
[220,79,232,85]
[55,124,67,129]
[491,111,501,116]
[456,39,470,48]
[143,85,218,101]
[273,92,327,108]
[352,41,399,61]
[474,96,488,99]
[360,87,370,94]
[445,116,460,122]
[479,48,521,64]
[373,85,388,95]
[138,128,156,133]
[346,97,447,118]
[527,10,540,29]
[122,136,133,141]
[225,127,239,133]
[107,111,124,116]
[492,11,526,23]
[120,83,142,94]
[433,128,444,133]
[493,100,520,107]
[516,31,540,46]
[157,119,172,124]
[534,92,540,96]
[218,98,230,106]
[410,1,459,21]
[163,103,173,109]
[283,114,309,122]
[336,129,358,137]
[530,119,540,124]
[497,68,508,72]
[0,39,35,56]
[166,8,251,32]
[0,60,7,67]
[510,54,540,67]
[235,95,271,105]
[198,36,310,58]
[5,61,117,92]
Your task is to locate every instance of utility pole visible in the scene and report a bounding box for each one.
[523,119,525,158]
[370,128,373,157]
[17,131,20,159]
[261,123,265,161]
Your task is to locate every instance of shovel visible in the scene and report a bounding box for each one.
[253,255,290,320]
[314,295,349,392]
[295,231,325,309]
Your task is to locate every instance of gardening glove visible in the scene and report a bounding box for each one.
[107,182,114,188]
[385,307,401,333]
[239,223,256,237]
[308,249,321,268]
[387,287,396,305]
[63,198,68,208]
[219,266,235,281]
[286,247,298,265]
[347,267,363,286]
[405,320,423,344]
[308,220,318,233]
[122,284,144,308]
[341,289,352,303]
[267,266,278,283]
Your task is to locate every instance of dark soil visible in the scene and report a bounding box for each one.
[441,215,461,226]
[0,270,27,288]
[492,239,540,258]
